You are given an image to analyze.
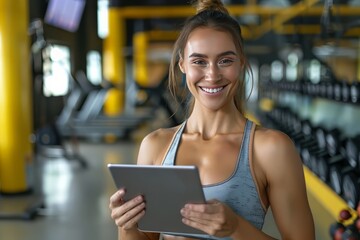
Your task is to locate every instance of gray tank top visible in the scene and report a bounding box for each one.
[162,120,266,240]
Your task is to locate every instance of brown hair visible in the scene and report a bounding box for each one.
[168,0,251,116]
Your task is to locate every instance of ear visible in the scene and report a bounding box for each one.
[178,57,185,73]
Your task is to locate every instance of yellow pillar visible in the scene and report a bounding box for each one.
[0,0,33,193]
[103,8,125,116]
[133,32,148,87]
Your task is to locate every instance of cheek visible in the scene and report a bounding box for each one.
[186,68,203,83]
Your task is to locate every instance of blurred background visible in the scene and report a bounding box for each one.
[0,0,360,239]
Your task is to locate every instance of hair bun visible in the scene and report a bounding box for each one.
[194,0,229,14]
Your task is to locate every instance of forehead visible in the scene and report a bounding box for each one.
[184,27,237,56]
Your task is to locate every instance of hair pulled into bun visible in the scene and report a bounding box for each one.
[193,0,229,14]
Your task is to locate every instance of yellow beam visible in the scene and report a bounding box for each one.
[147,30,179,41]
[254,0,320,38]
[301,5,360,16]
[275,25,360,37]
[0,0,33,193]
[115,6,195,18]
[110,5,360,19]
[110,4,360,42]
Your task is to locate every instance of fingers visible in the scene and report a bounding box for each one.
[109,189,146,230]
[109,188,126,209]
[181,207,224,237]
[114,195,145,219]
[181,200,222,218]
[180,200,237,237]
[115,200,146,229]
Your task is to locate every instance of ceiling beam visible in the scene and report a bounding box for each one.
[113,5,360,19]
[252,0,320,38]
[275,25,360,37]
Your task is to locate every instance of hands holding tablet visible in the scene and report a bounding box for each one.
[110,189,240,238]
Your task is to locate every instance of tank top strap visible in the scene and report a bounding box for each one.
[238,119,254,166]
[162,121,187,166]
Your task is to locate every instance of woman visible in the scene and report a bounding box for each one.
[109,0,315,239]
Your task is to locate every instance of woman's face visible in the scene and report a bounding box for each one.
[179,27,243,112]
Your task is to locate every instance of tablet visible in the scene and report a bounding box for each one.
[108,164,206,235]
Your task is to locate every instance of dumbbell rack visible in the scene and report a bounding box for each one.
[257,77,360,237]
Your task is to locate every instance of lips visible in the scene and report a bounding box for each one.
[200,87,224,94]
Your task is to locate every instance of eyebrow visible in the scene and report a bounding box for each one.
[188,51,237,58]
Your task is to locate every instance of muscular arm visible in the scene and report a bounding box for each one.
[254,130,315,240]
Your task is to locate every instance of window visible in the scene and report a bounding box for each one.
[86,50,102,85]
[97,0,109,39]
[42,45,71,97]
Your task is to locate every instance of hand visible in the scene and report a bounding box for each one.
[109,188,146,230]
[180,199,239,237]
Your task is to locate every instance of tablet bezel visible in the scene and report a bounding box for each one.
[107,164,206,235]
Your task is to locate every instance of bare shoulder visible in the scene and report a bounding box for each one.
[137,126,180,165]
[253,126,303,177]
[254,126,296,154]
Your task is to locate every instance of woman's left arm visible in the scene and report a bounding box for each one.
[255,130,315,240]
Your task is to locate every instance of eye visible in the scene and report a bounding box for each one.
[192,59,207,66]
[219,58,234,66]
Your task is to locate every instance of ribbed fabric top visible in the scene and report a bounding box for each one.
[162,120,266,240]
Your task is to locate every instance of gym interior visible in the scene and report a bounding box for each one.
[0,0,360,239]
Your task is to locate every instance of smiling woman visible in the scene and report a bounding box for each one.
[109,0,316,240]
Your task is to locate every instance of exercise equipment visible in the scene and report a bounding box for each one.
[350,81,360,104]
[333,81,343,102]
[325,129,354,195]
[342,81,351,103]
[342,172,360,209]
[135,72,186,127]
[55,71,155,140]
[345,135,360,171]
[329,208,360,240]
[298,121,323,173]
[36,123,87,168]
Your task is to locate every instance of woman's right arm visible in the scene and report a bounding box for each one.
[109,129,172,240]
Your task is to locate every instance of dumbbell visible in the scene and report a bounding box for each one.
[307,126,334,176]
[350,81,360,104]
[342,172,360,209]
[286,116,305,143]
[317,129,348,190]
[297,120,320,151]
[345,135,360,171]
[326,128,348,185]
[342,81,351,103]
[307,82,317,96]
[326,81,334,100]
[299,122,322,172]
[318,81,329,98]
[333,81,343,102]
[303,81,314,96]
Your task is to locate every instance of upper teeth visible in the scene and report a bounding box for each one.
[202,87,223,93]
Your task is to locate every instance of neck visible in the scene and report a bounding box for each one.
[186,103,246,139]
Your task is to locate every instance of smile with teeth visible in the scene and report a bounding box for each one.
[200,87,224,93]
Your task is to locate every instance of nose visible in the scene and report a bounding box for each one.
[205,63,221,81]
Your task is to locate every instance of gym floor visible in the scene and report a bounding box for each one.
[0,126,330,240]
